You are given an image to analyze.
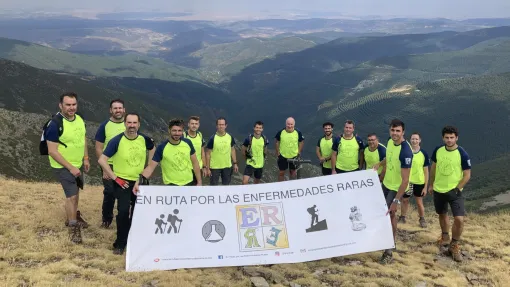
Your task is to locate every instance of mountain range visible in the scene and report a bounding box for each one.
[0,17,509,211]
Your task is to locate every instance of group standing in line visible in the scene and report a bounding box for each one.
[42,92,471,263]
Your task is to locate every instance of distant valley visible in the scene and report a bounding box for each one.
[0,15,509,211]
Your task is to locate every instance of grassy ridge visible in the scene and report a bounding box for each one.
[0,37,202,83]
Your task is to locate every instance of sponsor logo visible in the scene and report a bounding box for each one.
[218,255,223,259]
[154,258,160,262]
[405,158,411,165]
[275,251,280,256]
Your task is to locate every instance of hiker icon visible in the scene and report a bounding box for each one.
[349,206,366,231]
[167,209,183,234]
[155,214,167,234]
[306,205,328,233]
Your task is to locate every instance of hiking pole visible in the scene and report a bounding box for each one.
[177,220,182,233]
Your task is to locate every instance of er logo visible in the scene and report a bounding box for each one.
[236,203,289,252]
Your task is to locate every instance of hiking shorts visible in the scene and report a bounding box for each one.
[53,167,84,198]
[321,167,332,175]
[403,183,425,198]
[382,184,397,208]
[244,165,263,179]
[277,155,297,171]
[433,189,465,217]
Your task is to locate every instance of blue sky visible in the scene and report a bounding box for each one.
[2,0,509,19]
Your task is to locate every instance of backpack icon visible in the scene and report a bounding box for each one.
[39,113,68,155]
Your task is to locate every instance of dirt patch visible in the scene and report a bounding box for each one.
[480,190,510,210]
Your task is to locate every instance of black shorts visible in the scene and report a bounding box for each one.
[334,168,359,173]
[277,155,297,171]
[403,183,425,198]
[382,184,397,208]
[433,189,465,217]
[244,165,263,179]
[322,167,332,175]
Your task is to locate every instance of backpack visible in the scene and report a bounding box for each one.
[39,113,68,155]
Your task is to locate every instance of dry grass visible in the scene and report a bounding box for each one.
[1,179,509,287]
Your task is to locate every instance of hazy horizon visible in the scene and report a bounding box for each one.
[1,0,509,20]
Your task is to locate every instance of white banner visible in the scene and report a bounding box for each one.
[125,169,394,272]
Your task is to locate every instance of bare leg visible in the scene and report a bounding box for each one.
[452,216,464,240]
[416,197,425,217]
[242,175,250,185]
[278,171,285,182]
[254,178,261,184]
[439,213,449,233]
[66,194,78,222]
[289,170,297,180]
[401,198,409,217]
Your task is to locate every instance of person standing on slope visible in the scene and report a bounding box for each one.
[98,113,155,255]
[241,121,269,184]
[45,92,90,244]
[373,119,413,264]
[428,126,471,262]
[134,118,202,190]
[364,133,386,182]
[316,122,336,176]
[274,117,305,181]
[205,117,238,185]
[399,132,430,228]
[331,120,365,174]
[184,116,206,184]
[94,99,126,228]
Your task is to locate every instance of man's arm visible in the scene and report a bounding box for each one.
[201,146,206,168]
[275,140,280,157]
[95,141,104,160]
[316,146,322,161]
[147,146,156,166]
[297,130,305,156]
[395,167,411,201]
[241,145,247,160]
[457,170,471,190]
[141,160,159,179]
[330,137,339,174]
[457,148,472,190]
[358,137,365,169]
[231,146,237,164]
[83,136,90,173]
[191,154,202,185]
[429,162,436,191]
[98,154,116,179]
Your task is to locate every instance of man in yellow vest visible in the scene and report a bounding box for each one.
[242,121,269,184]
[428,126,471,262]
[98,113,155,255]
[331,120,365,174]
[45,92,90,244]
[205,117,238,185]
[316,122,336,175]
[364,133,386,182]
[275,117,305,181]
[135,118,202,188]
[95,98,126,228]
[184,116,206,184]
[373,119,413,264]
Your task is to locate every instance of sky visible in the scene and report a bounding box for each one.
[1,0,509,19]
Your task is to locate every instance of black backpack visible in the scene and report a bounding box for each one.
[39,113,68,155]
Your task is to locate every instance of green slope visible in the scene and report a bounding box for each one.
[192,36,317,82]
[0,37,203,82]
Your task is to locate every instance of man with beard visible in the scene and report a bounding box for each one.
[428,126,471,262]
[316,122,336,175]
[94,99,126,228]
[364,133,386,182]
[134,118,202,189]
[205,117,238,185]
[275,117,305,181]
[184,116,206,184]
[241,121,269,184]
[331,120,365,174]
[45,92,90,244]
[373,119,413,264]
[98,113,155,255]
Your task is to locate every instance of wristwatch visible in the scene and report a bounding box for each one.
[393,198,401,205]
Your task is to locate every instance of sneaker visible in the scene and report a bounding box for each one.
[448,241,463,262]
[419,217,427,228]
[398,216,406,224]
[379,249,393,264]
[69,224,82,244]
[76,210,89,229]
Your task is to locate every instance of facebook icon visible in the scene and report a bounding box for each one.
[218,255,223,259]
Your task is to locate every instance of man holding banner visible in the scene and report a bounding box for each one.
[98,113,156,255]
[134,118,202,189]
[373,119,413,264]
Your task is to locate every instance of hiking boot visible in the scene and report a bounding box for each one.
[448,241,463,262]
[69,224,82,244]
[398,216,406,224]
[379,249,393,264]
[437,233,450,253]
[419,217,427,228]
[76,210,89,229]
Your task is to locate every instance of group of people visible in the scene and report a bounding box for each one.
[43,92,471,264]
